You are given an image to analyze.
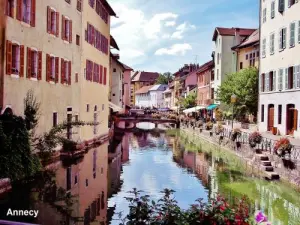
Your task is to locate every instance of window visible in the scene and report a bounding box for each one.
[103,67,107,85]
[75,115,79,122]
[62,16,72,43]
[67,113,72,140]
[66,167,71,190]
[7,0,14,17]
[261,73,265,92]
[16,0,35,26]
[269,71,276,91]
[262,38,266,57]
[288,0,296,7]
[245,54,248,60]
[93,113,98,134]
[279,27,287,50]
[271,1,275,18]
[261,104,264,122]
[61,59,71,85]
[113,68,116,72]
[26,48,42,79]
[53,112,58,127]
[85,179,89,187]
[278,68,283,90]
[270,33,275,55]
[287,67,294,89]
[47,7,59,36]
[76,35,80,46]
[256,51,260,57]
[87,104,90,112]
[278,0,285,13]
[77,0,82,12]
[46,54,59,82]
[93,63,100,83]
[278,105,282,124]
[290,22,295,47]
[217,53,219,64]
[262,8,266,23]
[12,44,20,74]
[296,65,300,88]
[239,62,243,70]
[216,69,219,80]
[74,175,78,185]
[75,73,78,83]
[249,52,256,66]
[102,104,104,111]
[89,0,95,8]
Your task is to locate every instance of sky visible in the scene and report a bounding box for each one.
[109,0,259,73]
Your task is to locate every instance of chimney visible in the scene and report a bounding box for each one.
[234,28,242,45]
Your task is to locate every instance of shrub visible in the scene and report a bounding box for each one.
[248,131,262,148]
[119,189,251,225]
[274,138,293,157]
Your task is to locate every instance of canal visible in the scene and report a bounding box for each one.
[1,129,300,225]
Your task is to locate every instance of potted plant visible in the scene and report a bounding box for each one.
[248,131,262,148]
[274,138,293,157]
[231,128,241,141]
[206,122,213,131]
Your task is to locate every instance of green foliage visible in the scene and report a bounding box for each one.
[156,72,173,85]
[24,89,40,131]
[180,92,197,109]
[216,67,258,118]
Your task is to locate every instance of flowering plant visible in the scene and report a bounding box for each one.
[255,211,271,224]
[215,123,224,135]
[249,131,262,148]
[205,122,213,130]
[274,138,293,157]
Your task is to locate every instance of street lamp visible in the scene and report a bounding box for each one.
[231,94,237,130]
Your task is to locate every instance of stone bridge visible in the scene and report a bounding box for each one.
[116,117,179,129]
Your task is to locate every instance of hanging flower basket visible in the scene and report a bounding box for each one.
[248,131,262,148]
[274,138,293,157]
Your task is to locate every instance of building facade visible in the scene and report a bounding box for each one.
[212,27,256,103]
[163,88,172,108]
[122,65,133,112]
[197,60,214,107]
[135,84,167,108]
[232,29,260,71]
[259,0,300,138]
[130,71,159,106]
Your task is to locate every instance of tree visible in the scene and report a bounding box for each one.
[156,72,173,85]
[216,67,258,118]
[181,92,197,109]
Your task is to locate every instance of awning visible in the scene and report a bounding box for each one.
[207,104,218,110]
[183,106,206,114]
[109,102,123,112]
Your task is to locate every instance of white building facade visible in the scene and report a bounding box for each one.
[135,85,167,108]
[259,0,300,138]
[110,56,124,109]
[163,89,172,108]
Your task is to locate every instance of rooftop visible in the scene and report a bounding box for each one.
[131,71,159,82]
[149,84,168,91]
[212,27,256,41]
[197,60,214,74]
[135,85,154,94]
[232,29,259,50]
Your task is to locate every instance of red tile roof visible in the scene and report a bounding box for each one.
[197,60,214,74]
[232,29,259,50]
[135,85,154,94]
[131,71,159,82]
[212,27,257,41]
[122,63,133,71]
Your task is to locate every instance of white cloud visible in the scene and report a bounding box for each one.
[165,21,176,27]
[171,22,196,39]
[155,43,192,56]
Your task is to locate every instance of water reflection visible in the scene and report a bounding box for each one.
[1,130,300,225]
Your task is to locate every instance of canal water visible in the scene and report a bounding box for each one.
[0,129,300,225]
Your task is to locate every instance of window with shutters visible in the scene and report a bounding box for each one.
[64,60,70,84]
[47,7,59,36]
[262,8,266,23]
[30,50,38,78]
[262,38,266,57]
[77,0,82,12]
[7,0,14,17]
[50,56,56,80]
[270,33,275,55]
[16,0,35,26]
[12,44,20,75]
[278,69,283,90]
[279,27,286,50]
[51,11,56,34]
[265,73,269,91]
[290,22,295,47]
[271,1,275,19]
[62,16,72,43]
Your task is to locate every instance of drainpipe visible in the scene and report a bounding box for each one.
[0,0,6,110]
[258,0,262,127]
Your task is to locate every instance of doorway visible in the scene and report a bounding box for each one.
[286,104,297,135]
[267,104,274,131]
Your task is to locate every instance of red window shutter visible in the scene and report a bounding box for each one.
[61,58,65,84]
[26,47,31,78]
[61,16,65,40]
[91,26,95,46]
[55,57,59,83]
[20,45,25,77]
[69,20,72,43]
[16,0,22,21]
[30,0,36,27]
[68,61,71,85]
[46,54,50,81]
[47,7,51,33]
[6,40,12,75]
[99,65,102,84]
[37,51,42,80]
[91,61,94,81]
[86,59,88,80]
[56,12,59,37]
[104,67,107,85]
